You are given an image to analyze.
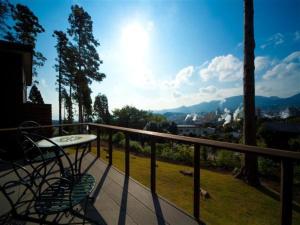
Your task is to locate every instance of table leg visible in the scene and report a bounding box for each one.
[78,143,90,175]
[75,145,79,174]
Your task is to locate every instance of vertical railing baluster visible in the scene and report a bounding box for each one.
[59,125,62,136]
[88,125,91,152]
[125,133,130,176]
[108,130,113,166]
[97,127,100,158]
[194,144,200,220]
[151,139,156,193]
[280,159,294,225]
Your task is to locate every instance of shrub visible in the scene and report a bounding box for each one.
[112,132,125,145]
[200,146,208,161]
[130,141,144,153]
[216,150,241,169]
[258,157,279,177]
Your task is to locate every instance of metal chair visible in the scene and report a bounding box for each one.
[0,132,99,224]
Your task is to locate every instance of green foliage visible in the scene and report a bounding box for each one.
[216,150,241,169]
[144,121,159,132]
[61,89,73,122]
[0,0,13,38]
[67,4,105,122]
[129,141,144,153]
[149,114,167,123]
[144,120,178,134]
[200,146,208,161]
[53,30,70,124]
[112,106,150,129]
[288,136,300,151]
[258,157,279,177]
[112,132,125,145]
[5,4,46,78]
[29,84,44,104]
[93,93,110,124]
[125,141,193,164]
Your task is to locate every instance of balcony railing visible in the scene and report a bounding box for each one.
[1,122,300,225]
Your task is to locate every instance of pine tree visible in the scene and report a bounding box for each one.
[62,89,73,122]
[53,30,69,127]
[0,0,13,39]
[29,84,44,104]
[93,93,110,124]
[236,0,260,186]
[67,5,105,123]
[8,4,46,78]
[3,4,47,102]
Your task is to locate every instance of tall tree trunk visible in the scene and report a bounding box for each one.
[69,83,72,123]
[78,35,84,124]
[78,85,83,124]
[236,0,260,186]
[58,52,62,135]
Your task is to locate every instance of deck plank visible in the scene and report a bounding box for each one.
[0,153,200,225]
[83,153,199,225]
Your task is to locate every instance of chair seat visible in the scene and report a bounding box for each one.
[35,174,95,214]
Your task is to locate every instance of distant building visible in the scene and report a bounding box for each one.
[177,125,215,136]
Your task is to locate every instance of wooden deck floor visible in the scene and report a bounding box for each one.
[0,153,200,225]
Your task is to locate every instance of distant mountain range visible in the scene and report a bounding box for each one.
[156,93,300,114]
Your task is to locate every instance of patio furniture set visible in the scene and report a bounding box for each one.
[0,121,98,224]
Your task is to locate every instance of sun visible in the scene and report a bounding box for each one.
[121,22,149,64]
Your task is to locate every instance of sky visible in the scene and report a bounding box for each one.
[10,0,300,120]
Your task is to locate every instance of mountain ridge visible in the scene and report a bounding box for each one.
[155,93,300,114]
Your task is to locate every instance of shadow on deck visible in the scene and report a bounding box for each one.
[0,153,201,225]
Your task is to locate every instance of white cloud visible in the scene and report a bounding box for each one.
[199,85,217,94]
[263,51,300,80]
[255,56,272,72]
[260,33,285,49]
[199,54,242,82]
[283,51,300,63]
[168,66,194,88]
[256,85,272,95]
[173,91,182,98]
[294,31,300,41]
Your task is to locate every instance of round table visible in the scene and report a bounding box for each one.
[37,134,97,148]
[37,134,97,175]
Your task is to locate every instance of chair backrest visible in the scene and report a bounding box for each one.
[18,121,43,136]
[21,133,75,182]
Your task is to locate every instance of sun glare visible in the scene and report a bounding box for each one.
[121,22,149,63]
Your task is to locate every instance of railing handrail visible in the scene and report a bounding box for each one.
[0,122,298,224]
[0,122,299,160]
[89,123,300,160]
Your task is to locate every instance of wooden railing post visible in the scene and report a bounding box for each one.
[194,144,200,220]
[125,134,130,176]
[151,139,156,193]
[96,127,100,158]
[280,159,294,225]
[108,130,113,166]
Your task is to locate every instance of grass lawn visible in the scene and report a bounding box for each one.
[89,146,300,225]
